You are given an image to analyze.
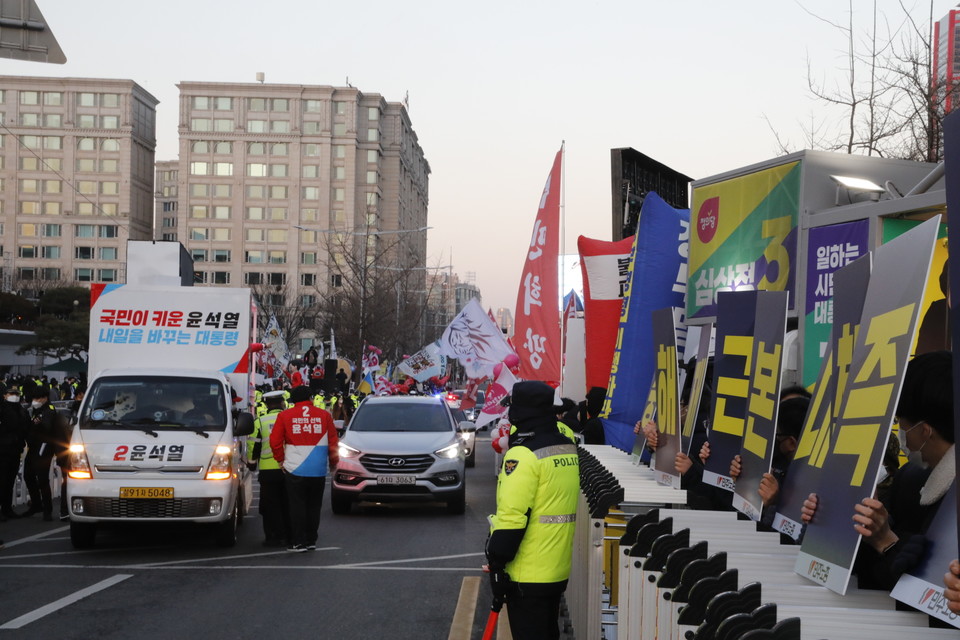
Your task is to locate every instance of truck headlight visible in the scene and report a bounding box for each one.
[205,444,233,480]
[434,443,460,459]
[68,444,92,479]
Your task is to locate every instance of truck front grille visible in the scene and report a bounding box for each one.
[82,497,211,518]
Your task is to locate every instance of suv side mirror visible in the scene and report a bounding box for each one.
[458,421,476,434]
[234,411,255,437]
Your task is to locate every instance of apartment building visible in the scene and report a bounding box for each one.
[155,159,178,241]
[171,81,430,316]
[0,76,158,292]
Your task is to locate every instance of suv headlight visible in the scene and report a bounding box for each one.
[339,443,361,458]
[434,442,461,459]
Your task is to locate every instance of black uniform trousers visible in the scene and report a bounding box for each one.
[506,580,567,640]
[23,444,54,516]
[284,473,325,546]
[0,449,23,513]
[258,468,291,544]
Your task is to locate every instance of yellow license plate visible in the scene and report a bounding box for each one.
[120,487,174,499]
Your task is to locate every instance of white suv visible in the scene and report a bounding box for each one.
[331,396,475,514]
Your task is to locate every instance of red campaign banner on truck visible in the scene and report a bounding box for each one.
[514,147,562,383]
[578,235,634,390]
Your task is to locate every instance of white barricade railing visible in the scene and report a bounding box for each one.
[571,444,957,640]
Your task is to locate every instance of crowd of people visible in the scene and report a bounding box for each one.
[637,350,960,627]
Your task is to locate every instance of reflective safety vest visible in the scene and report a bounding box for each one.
[556,421,577,444]
[313,394,326,410]
[248,409,282,470]
[488,436,579,583]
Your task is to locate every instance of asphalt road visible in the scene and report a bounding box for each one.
[0,433,501,640]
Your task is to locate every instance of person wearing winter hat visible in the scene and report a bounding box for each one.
[485,381,580,639]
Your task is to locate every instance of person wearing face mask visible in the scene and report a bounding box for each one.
[802,350,955,591]
[0,386,29,521]
[22,387,65,521]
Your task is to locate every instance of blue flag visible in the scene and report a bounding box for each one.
[600,193,690,451]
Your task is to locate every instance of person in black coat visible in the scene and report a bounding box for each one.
[0,386,29,520]
[22,386,68,520]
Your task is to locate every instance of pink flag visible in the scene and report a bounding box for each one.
[475,366,518,430]
[514,147,562,383]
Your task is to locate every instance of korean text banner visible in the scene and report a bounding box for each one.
[651,307,681,489]
[514,147,562,383]
[731,291,788,521]
[701,290,758,492]
[688,162,800,320]
[578,234,634,390]
[89,284,251,377]
[775,253,871,540]
[802,220,870,386]
[796,217,939,595]
[600,192,690,452]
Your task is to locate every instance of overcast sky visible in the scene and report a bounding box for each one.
[7,0,953,315]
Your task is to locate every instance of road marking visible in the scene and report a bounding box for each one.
[2,526,69,549]
[126,547,338,567]
[0,574,132,629]
[447,576,480,640]
[333,551,485,568]
[0,563,485,571]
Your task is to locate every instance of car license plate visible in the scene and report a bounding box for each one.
[120,487,174,499]
[376,475,415,485]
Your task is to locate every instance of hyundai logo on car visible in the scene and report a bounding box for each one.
[388,457,406,467]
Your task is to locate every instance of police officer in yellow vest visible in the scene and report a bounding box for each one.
[247,390,291,547]
[485,381,580,640]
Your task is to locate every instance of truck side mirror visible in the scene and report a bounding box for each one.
[234,411,255,437]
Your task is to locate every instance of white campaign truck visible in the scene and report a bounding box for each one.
[67,283,257,548]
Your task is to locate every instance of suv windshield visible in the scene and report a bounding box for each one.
[350,402,452,433]
[81,376,227,432]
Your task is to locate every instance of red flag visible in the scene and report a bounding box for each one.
[578,234,635,390]
[514,147,562,383]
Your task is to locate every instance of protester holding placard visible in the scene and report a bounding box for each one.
[803,351,956,590]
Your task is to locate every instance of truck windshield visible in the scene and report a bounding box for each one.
[80,376,228,432]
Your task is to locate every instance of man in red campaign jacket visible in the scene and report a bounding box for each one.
[270,385,339,552]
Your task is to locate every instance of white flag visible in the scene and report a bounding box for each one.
[438,299,516,379]
[475,366,518,430]
[264,315,291,368]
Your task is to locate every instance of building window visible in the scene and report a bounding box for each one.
[303,122,322,134]
[367,128,378,142]
[270,185,287,199]
[248,142,266,155]
[191,184,209,197]
[334,167,345,180]
[213,206,230,220]
[247,185,265,199]
[302,165,319,178]
[214,141,232,154]
[213,184,231,197]
[42,224,61,237]
[18,268,36,281]
[366,192,378,206]
[268,250,286,264]
[300,294,316,306]
[75,268,94,282]
[191,228,208,241]
[99,247,118,260]
[367,150,378,163]
[246,228,264,242]
[301,208,318,222]
[271,143,288,156]
[214,97,232,110]
[213,119,234,132]
[334,145,345,158]
[19,91,39,105]
[100,181,119,195]
[269,164,287,177]
[99,225,118,238]
[301,252,317,265]
[304,99,322,113]
[246,207,264,220]
[334,101,347,115]
[301,273,316,286]
[269,207,287,220]
[75,225,96,238]
[192,249,208,262]
[191,205,208,219]
[193,271,207,284]
[246,163,267,177]
[43,92,62,106]
[100,159,119,172]
[192,96,210,110]
[247,98,266,111]
[18,246,37,258]
[244,272,263,285]
[334,188,345,202]
[77,181,96,195]
[271,120,290,133]
[41,246,60,259]
[267,229,287,243]
[40,268,60,280]
[211,228,231,241]
[101,94,120,108]
[366,171,377,184]
[213,249,231,262]
[213,162,233,176]
[212,271,230,284]
[267,272,286,286]
[331,274,342,287]
[101,115,119,129]
[190,161,209,175]
[102,139,120,151]
[245,250,264,264]
[302,187,319,200]
[246,120,267,133]
[98,269,117,282]
[191,118,212,132]
[368,107,379,121]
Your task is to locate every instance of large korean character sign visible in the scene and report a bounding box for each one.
[796,216,940,595]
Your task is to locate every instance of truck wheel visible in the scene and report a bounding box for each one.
[70,521,97,549]
[446,485,466,515]
[330,489,353,515]
[214,500,239,547]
